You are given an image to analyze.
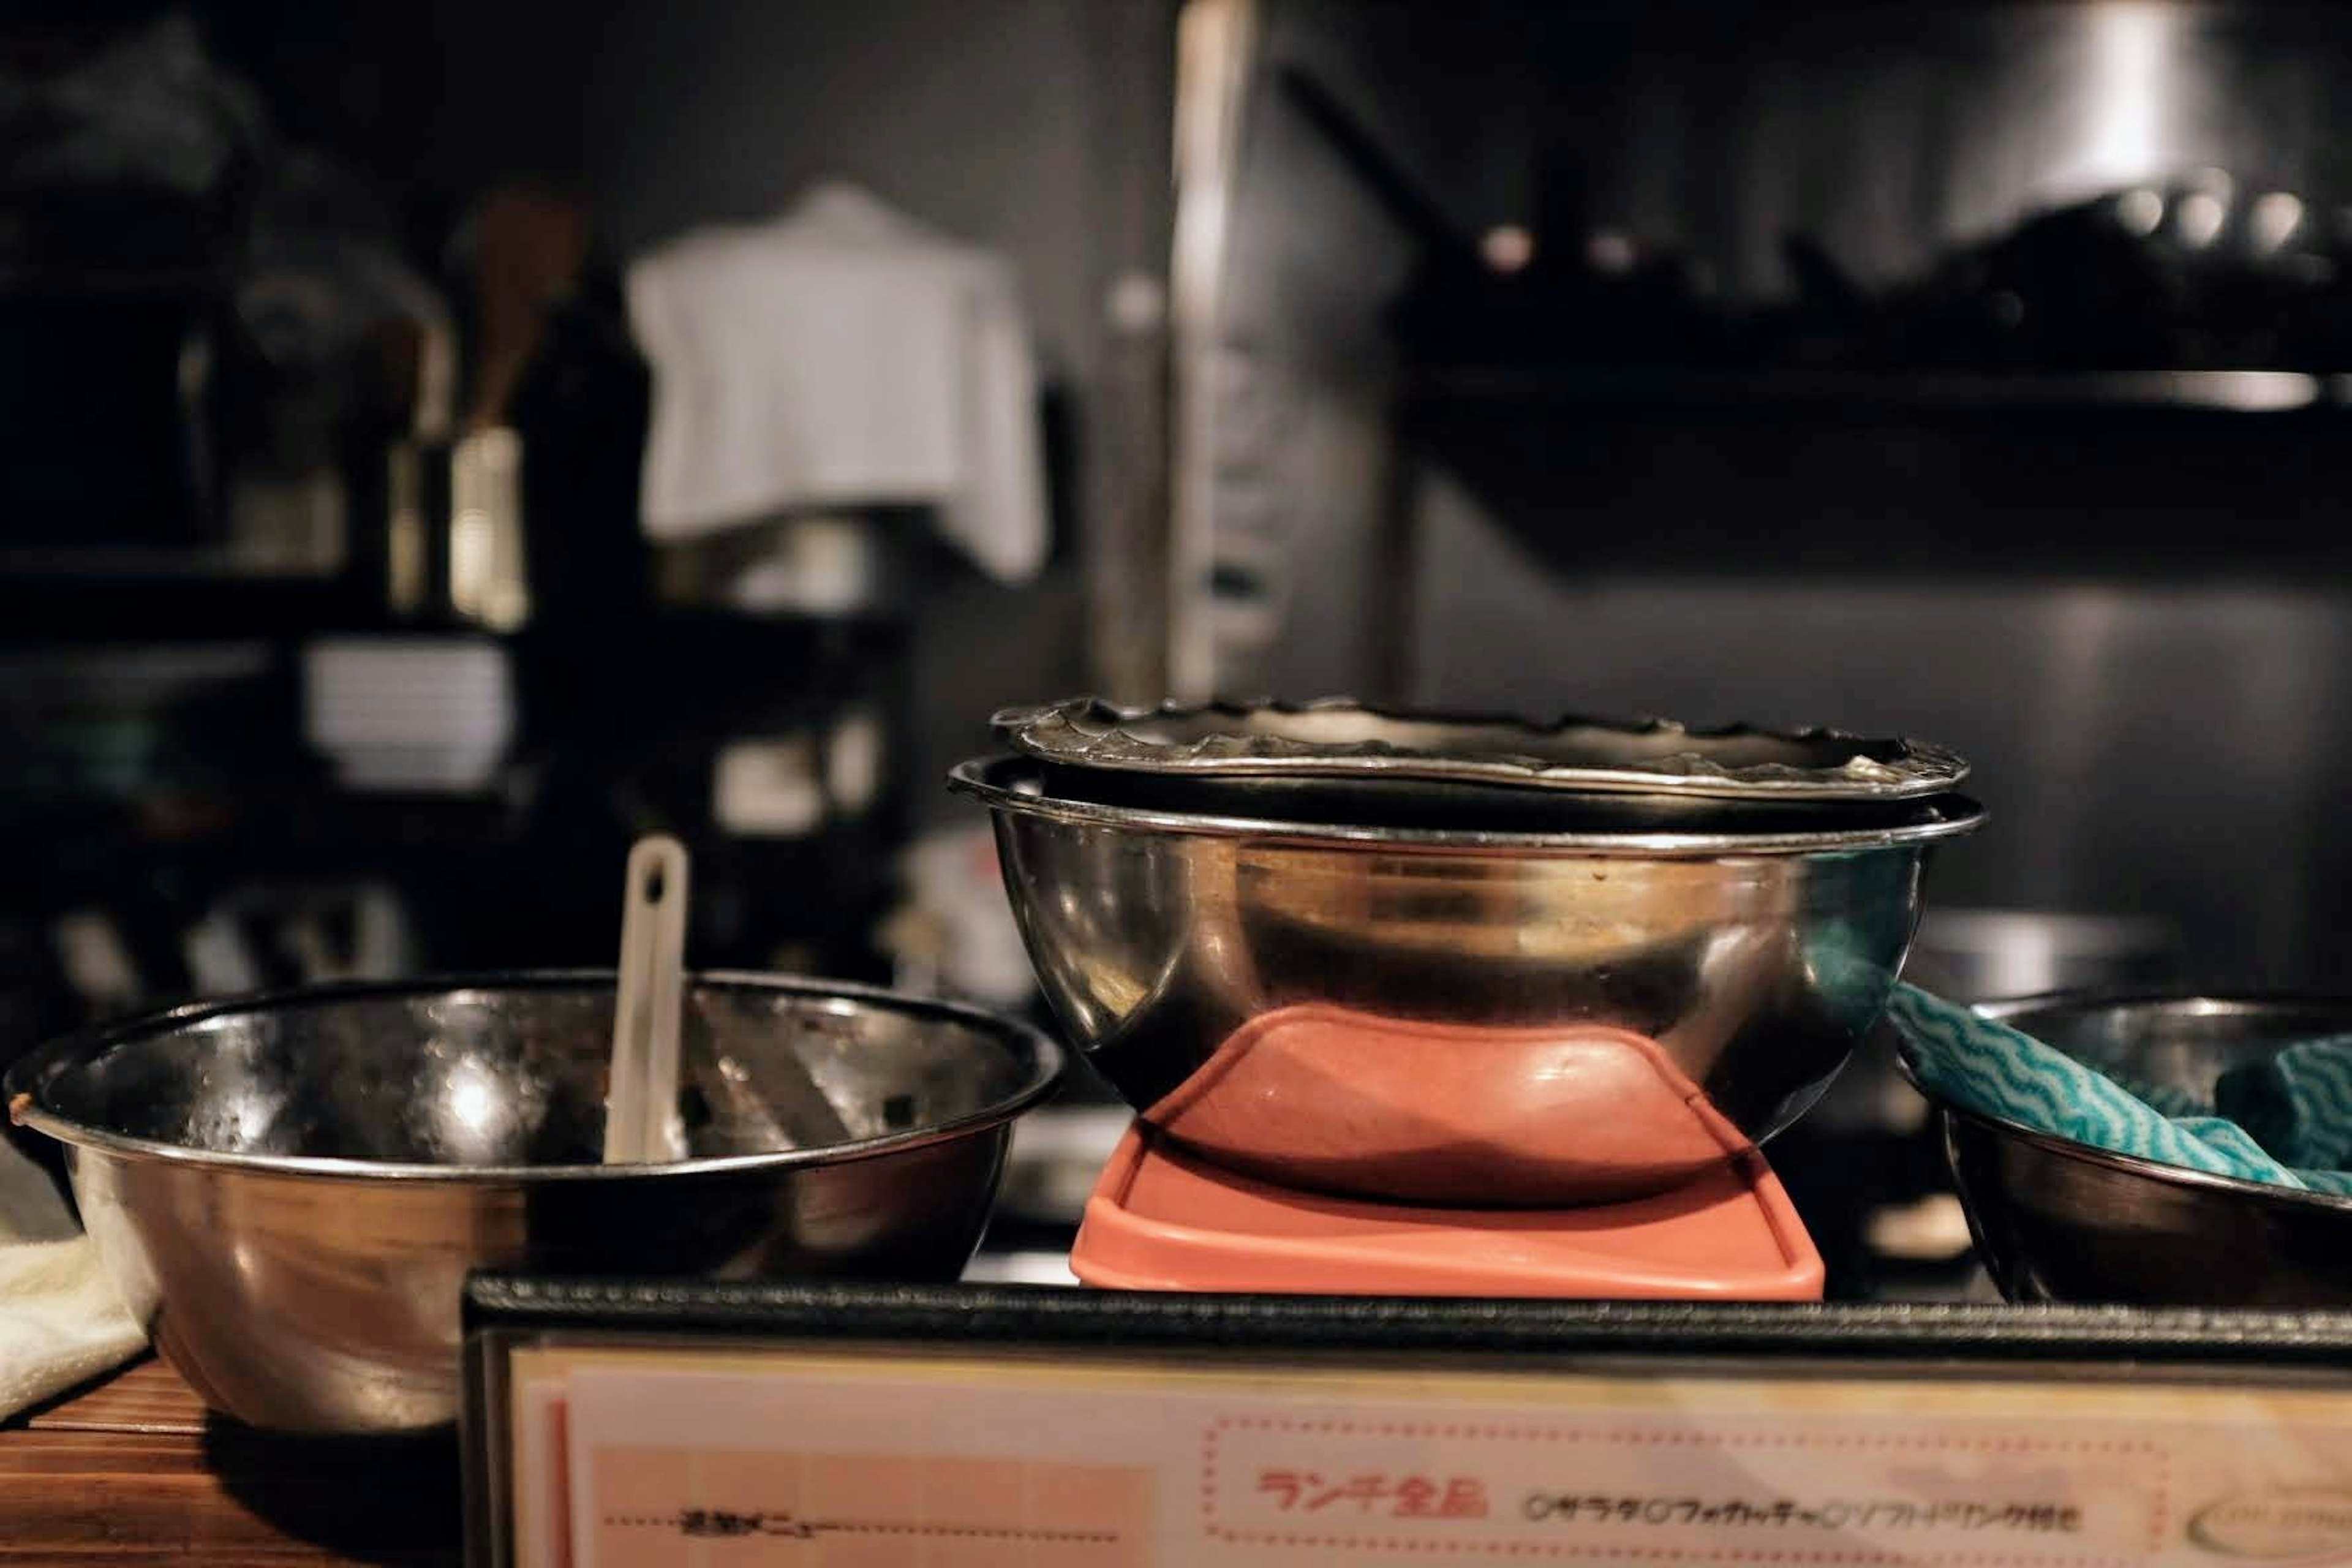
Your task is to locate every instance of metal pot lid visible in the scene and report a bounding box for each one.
[952,755,1986,858]
[993,696,1969,804]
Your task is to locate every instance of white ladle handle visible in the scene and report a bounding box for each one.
[603,834,692,1164]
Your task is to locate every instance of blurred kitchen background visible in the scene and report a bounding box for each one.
[7,0,2352,1289]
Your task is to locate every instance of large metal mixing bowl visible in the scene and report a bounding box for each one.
[951,756,1980,1208]
[4,971,1060,1433]
[1921,993,2352,1306]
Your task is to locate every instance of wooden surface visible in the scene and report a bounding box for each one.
[0,1359,462,1564]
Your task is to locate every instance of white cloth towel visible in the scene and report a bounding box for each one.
[0,1130,144,1421]
[627,182,1047,583]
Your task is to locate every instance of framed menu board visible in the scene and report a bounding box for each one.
[463,1278,2352,1568]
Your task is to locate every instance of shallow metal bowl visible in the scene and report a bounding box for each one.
[1920,993,2352,1306]
[997,695,1969,803]
[1027,758,1952,836]
[952,755,1979,1208]
[4,971,1060,1433]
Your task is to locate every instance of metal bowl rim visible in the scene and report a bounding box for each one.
[950,755,1987,856]
[1896,989,2352,1216]
[992,695,1970,801]
[2,968,1064,1185]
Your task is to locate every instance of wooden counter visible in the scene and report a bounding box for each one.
[0,1359,462,1564]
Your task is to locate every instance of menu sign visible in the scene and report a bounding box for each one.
[491,1343,2352,1567]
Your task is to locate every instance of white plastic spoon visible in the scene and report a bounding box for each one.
[601,834,691,1164]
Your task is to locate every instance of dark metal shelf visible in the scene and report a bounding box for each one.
[0,571,910,649]
[1397,365,2352,580]
[1405,366,2343,415]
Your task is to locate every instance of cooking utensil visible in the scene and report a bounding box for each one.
[378,187,573,636]
[1270,66,1717,371]
[384,426,529,631]
[951,753,1980,1208]
[603,835,690,1163]
[3,971,1060,1433]
[1909,993,2352,1306]
[1028,760,1948,836]
[463,187,591,435]
[1030,752,1966,846]
[996,696,1969,804]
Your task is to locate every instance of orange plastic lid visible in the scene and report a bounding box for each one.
[1070,1126,1823,1300]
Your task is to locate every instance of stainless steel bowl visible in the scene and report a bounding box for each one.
[4,971,1060,1433]
[1921,993,2352,1306]
[951,755,1980,1208]
[996,696,1969,802]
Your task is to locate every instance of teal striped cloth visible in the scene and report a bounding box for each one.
[1887,983,2352,1197]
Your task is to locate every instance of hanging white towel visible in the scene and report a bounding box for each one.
[627,183,1047,584]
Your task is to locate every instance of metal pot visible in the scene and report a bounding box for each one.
[1923,993,2352,1306]
[5,970,1060,1433]
[953,754,1980,1208]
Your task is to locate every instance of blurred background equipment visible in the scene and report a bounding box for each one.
[0,0,1130,1047]
[10,0,2352,1290]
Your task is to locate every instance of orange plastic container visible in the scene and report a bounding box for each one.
[1070,1125,1824,1300]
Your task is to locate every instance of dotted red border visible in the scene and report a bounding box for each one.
[602,1517,1119,1544]
[1200,1415,2166,1565]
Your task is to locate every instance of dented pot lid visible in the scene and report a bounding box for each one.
[993,696,1970,805]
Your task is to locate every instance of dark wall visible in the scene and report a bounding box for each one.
[1411,478,2350,990]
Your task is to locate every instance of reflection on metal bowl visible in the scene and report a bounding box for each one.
[1143,1006,1765,1204]
[951,755,1980,1208]
[1922,993,2352,1306]
[4,971,1060,1433]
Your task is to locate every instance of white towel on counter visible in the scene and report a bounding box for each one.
[627,182,1047,584]
[0,1129,145,1421]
